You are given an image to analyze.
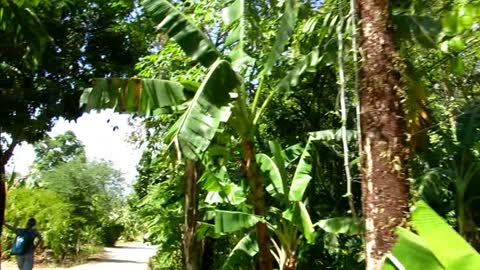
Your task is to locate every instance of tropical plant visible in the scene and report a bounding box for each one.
[78,0,480,269]
[201,130,361,270]
[384,200,480,270]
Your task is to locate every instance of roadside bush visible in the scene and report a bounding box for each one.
[3,188,73,260]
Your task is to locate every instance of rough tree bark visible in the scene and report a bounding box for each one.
[0,139,18,261]
[243,140,272,270]
[357,0,409,269]
[183,159,202,270]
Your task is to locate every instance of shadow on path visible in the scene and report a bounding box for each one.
[1,242,157,270]
[87,258,144,264]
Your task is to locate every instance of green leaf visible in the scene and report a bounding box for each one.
[288,140,312,201]
[232,231,258,256]
[256,153,285,197]
[298,201,314,244]
[199,171,224,192]
[175,59,241,160]
[276,47,323,92]
[412,200,480,269]
[309,129,357,142]
[263,0,299,75]
[450,57,464,75]
[7,2,52,63]
[196,222,220,240]
[81,79,187,115]
[283,143,304,165]
[214,210,259,234]
[229,46,254,71]
[442,13,458,34]
[222,0,242,25]
[314,217,360,235]
[393,15,441,48]
[142,0,220,67]
[221,0,254,71]
[384,227,444,270]
[225,25,240,46]
[269,141,288,194]
[222,232,258,269]
[447,37,465,52]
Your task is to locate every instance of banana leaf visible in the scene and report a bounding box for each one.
[80,78,187,115]
[142,0,220,67]
[257,153,285,197]
[214,210,260,234]
[412,200,480,269]
[174,59,240,160]
[288,139,312,201]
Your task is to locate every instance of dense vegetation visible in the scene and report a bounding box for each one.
[2,132,127,262]
[2,0,480,269]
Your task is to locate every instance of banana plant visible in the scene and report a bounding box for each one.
[203,130,360,270]
[81,0,330,268]
[81,59,240,270]
[416,100,480,250]
[384,200,480,270]
[201,138,315,270]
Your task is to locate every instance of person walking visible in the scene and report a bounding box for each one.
[4,218,43,270]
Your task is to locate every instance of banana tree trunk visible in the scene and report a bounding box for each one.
[184,160,202,270]
[284,251,297,270]
[243,140,273,270]
[357,0,409,269]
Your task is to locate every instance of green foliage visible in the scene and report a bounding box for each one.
[136,178,184,269]
[82,60,241,161]
[28,154,127,258]
[4,188,72,259]
[214,210,260,234]
[314,217,361,235]
[173,59,241,160]
[33,131,86,172]
[222,232,258,269]
[79,0,480,270]
[288,139,312,201]
[81,79,188,115]
[0,0,52,64]
[0,0,149,148]
[142,0,220,67]
[99,223,124,247]
[263,0,299,76]
[385,201,480,270]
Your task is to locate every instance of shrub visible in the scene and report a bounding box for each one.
[3,188,73,260]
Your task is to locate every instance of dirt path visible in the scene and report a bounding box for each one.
[1,242,156,270]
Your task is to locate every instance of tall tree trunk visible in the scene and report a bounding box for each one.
[0,139,17,262]
[183,159,202,270]
[357,0,409,269]
[243,140,272,270]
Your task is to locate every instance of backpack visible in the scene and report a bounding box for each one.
[11,230,33,255]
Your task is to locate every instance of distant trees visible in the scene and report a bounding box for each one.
[34,131,86,172]
[4,132,126,260]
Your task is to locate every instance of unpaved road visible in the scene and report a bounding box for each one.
[1,242,156,270]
